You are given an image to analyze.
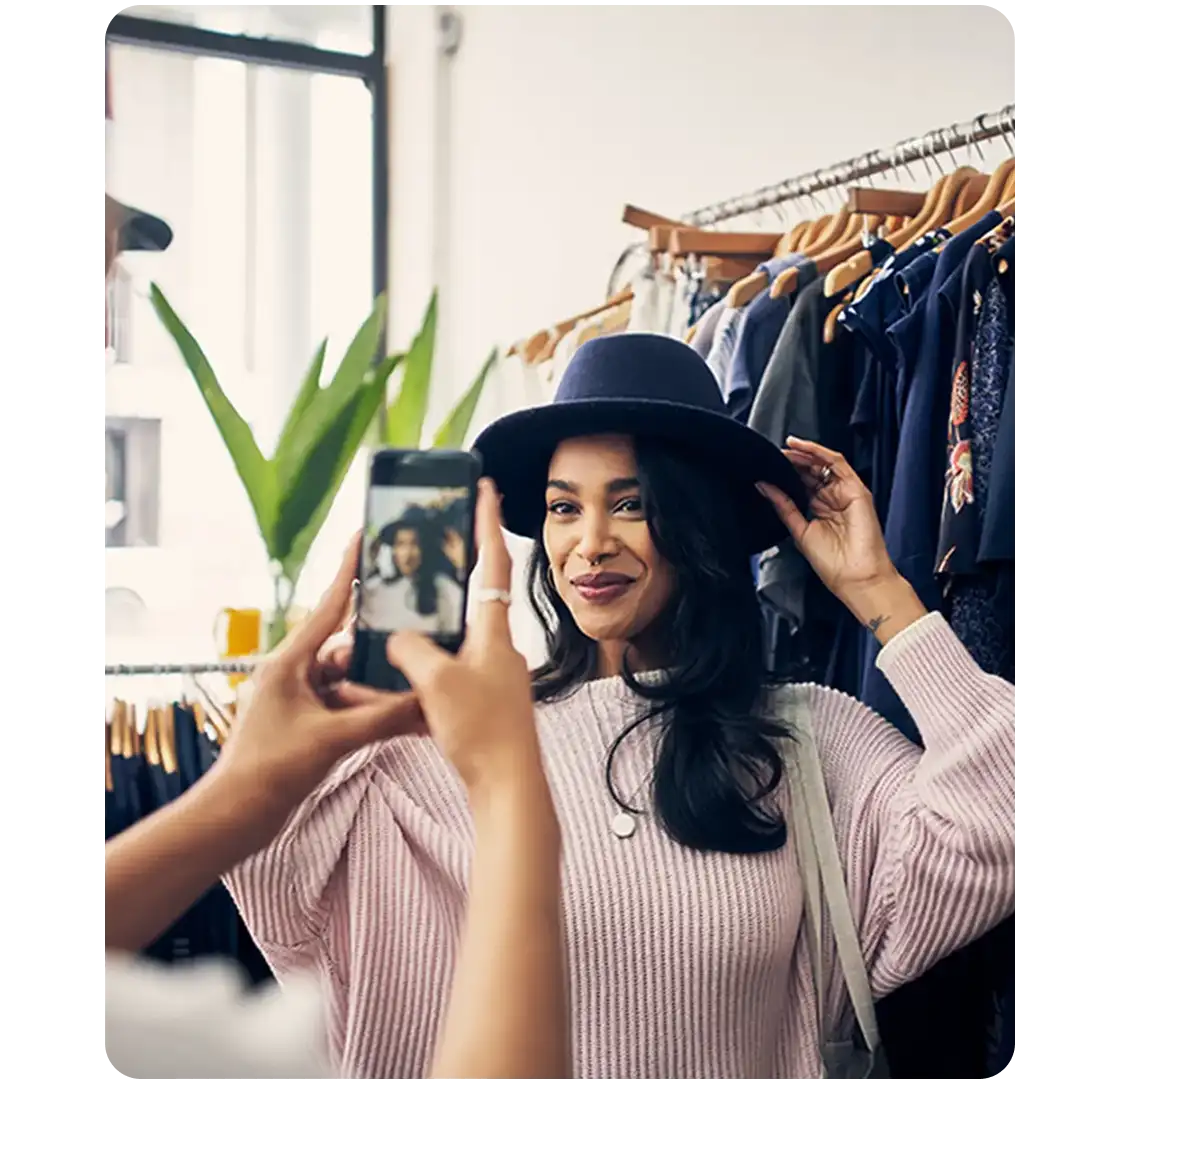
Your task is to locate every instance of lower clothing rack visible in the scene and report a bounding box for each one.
[105,661,260,676]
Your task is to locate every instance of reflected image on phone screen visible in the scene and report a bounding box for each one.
[359,485,472,638]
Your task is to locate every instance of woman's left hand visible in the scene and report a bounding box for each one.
[757,437,927,643]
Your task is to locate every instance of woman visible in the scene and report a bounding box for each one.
[229,333,1015,1079]
[363,516,465,636]
[105,59,567,1077]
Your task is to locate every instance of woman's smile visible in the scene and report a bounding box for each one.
[570,571,635,604]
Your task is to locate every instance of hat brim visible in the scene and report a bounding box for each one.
[473,398,809,554]
[111,197,173,253]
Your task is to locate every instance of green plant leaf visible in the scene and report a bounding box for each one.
[363,351,406,446]
[384,289,437,447]
[273,338,328,459]
[279,372,389,583]
[432,347,497,449]
[149,283,278,554]
[274,295,387,498]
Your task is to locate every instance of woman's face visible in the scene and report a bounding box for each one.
[393,527,422,577]
[543,434,675,645]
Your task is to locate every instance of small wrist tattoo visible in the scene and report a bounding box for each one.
[867,615,890,636]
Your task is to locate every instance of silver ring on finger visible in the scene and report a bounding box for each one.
[473,588,512,606]
[817,465,836,488]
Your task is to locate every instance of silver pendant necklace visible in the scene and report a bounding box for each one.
[584,682,645,840]
[610,811,637,839]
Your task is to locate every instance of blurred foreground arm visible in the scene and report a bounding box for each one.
[104,536,423,956]
[379,480,569,1079]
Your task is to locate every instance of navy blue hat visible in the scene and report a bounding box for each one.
[473,333,808,552]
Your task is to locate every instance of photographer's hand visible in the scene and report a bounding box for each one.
[106,538,424,955]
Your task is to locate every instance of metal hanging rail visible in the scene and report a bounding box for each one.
[681,104,1015,227]
[105,661,259,677]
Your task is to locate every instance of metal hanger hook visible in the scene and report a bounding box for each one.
[941,127,960,169]
[998,108,1015,157]
[928,134,946,176]
[915,139,935,182]
[969,116,988,164]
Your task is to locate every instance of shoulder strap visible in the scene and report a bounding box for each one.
[784,688,881,1065]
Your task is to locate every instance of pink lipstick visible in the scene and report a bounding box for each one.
[571,571,635,605]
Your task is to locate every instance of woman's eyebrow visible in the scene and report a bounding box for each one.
[546,477,639,494]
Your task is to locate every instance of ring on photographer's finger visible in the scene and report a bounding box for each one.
[473,588,512,606]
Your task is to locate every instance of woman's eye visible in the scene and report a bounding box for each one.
[547,500,578,516]
[615,497,644,515]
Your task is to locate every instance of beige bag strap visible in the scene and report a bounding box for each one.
[786,689,881,1066]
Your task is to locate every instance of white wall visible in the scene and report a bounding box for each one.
[386,4,1014,663]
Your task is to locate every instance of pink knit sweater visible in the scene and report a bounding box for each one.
[226,613,1015,1078]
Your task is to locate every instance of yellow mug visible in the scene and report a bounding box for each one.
[214,607,262,689]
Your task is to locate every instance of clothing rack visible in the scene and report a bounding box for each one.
[105,661,259,676]
[681,105,1015,227]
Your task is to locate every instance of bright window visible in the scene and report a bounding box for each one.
[106,38,374,666]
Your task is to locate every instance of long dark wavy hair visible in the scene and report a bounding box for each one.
[528,436,791,855]
[370,516,444,617]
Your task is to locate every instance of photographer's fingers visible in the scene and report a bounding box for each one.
[386,631,453,694]
[466,479,513,654]
[317,628,355,681]
[326,687,427,749]
[282,534,362,667]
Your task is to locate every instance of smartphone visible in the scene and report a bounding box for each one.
[348,448,482,691]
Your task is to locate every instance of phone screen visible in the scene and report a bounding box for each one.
[359,484,471,637]
[350,450,480,690]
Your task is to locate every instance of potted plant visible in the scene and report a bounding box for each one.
[151,285,496,649]
[375,291,497,449]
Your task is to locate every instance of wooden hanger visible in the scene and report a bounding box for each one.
[661,228,782,259]
[822,290,854,344]
[768,178,943,302]
[535,326,570,365]
[804,203,853,256]
[798,216,830,249]
[576,298,632,348]
[834,209,870,248]
[144,706,161,768]
[821,166,1014,346]
[786,219,812,250]
[510,286,636,362]
[764,173,948,304]
[128,703,141,759]
[158,703,178,774]
[726,200,854,309]
[820,166,979,298]
[111,700,127,762]
[1000,165,1015,204]
[932,158,1015,242]
[847,187,928,219]
[725,223,806,308]
[952,173,990,217]
[621,204,693,232]
[815,199,930,342]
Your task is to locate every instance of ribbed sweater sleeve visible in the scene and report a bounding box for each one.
[223,743,382,975]
[806,612,1015,1000]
